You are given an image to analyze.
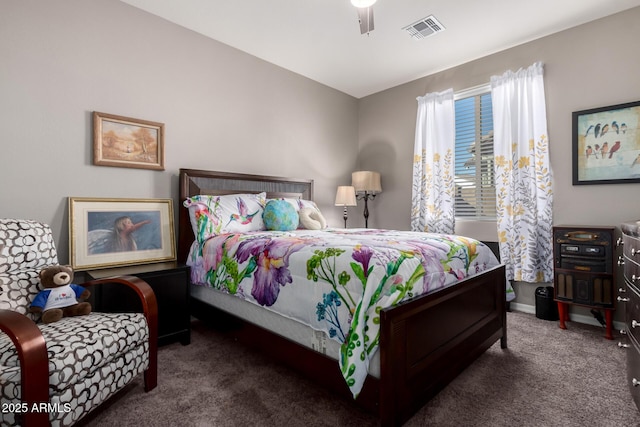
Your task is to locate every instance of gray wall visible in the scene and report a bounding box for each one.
[0,0,359,262]
[2,1,639,319]
[357,7,640,318]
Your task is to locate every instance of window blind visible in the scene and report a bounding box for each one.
[454,89,496,220]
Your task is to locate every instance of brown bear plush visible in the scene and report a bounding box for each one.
[29,265,91,324]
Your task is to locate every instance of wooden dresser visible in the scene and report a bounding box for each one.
[620,221,640,410]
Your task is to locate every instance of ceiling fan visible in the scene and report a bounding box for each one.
[351,0,376,35]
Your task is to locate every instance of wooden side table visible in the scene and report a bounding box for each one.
[85,262,190,346]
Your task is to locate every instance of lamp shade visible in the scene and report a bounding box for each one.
[351,0,377,8]
[351,171,382,193]
[335,186,357,206]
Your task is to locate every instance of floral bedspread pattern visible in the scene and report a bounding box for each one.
[187,228,503,397]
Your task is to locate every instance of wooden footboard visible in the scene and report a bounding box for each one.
[190,264,506,426]
[379,264,506,426]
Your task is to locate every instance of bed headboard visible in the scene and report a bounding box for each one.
[178,168,314,262]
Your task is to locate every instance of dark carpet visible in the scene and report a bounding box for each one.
[82,311,640,426]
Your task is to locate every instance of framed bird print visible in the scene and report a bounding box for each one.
[69,197,176,270]
[573,100,640,185]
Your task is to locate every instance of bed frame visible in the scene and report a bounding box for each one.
[178,168,507,426]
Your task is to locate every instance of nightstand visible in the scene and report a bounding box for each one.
[85,262,190,346]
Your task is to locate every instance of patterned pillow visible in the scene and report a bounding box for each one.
[263,199,299,231]
[183,192,266,242]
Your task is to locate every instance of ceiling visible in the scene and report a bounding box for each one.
[120,0,640,98]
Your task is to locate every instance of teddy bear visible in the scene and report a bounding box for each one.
[30,265,91,324]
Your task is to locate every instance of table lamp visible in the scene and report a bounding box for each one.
[334,186,357,228]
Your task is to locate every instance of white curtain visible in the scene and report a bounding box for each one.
[491,62,554,282]
[411,88,455,234]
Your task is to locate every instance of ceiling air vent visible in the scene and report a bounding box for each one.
[403,15,445,40]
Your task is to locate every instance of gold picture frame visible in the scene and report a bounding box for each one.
[69,197,176,270]
[93,111,165,170]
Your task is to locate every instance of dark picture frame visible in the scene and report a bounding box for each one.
[93,111,165,171]
[573,100,640,185]
[69,197,176,270]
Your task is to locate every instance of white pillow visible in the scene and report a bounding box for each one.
[298,207,327,230]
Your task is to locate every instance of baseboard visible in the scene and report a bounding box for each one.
[510,302,624,332]
[510,302,536,315]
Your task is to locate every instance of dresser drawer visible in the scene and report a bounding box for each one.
[624,234,640,282]
[625,283,640,345]
[625,260,640,288]
[628,333,640,407]
[623,233,640,256]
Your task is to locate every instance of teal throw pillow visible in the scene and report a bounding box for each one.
[263,200,299,231]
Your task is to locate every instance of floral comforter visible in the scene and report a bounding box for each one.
[187,228,504,397]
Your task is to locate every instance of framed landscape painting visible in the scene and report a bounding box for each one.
[93,111,165,170]
[573,100,640,185]
[69,197,175,270]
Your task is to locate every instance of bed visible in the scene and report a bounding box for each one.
[178,168,507,426]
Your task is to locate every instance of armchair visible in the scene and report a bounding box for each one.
[0,219,157,426]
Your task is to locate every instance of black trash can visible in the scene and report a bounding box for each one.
[535,286,559,321]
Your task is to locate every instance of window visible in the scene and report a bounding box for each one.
[454,85,496,220]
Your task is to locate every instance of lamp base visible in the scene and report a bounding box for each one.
[343,206,348,228]
[357,191,376,228]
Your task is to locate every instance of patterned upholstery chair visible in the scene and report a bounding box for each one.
[0,219,158,426]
